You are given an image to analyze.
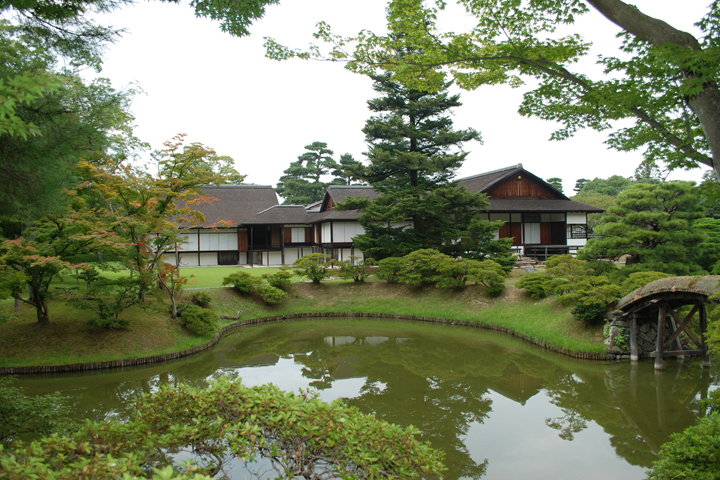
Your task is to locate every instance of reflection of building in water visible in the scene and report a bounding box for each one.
[486,364,545,406]
[323,336,393,347]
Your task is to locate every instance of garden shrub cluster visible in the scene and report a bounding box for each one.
[0,377,445,479]
[515,255,673,323]
[375,249,507,294]
[222,268,290,305]
[179,305,219,336]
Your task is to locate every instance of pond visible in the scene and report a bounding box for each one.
[14,318,720,480]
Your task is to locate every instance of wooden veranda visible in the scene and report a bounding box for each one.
[614,276,719,370]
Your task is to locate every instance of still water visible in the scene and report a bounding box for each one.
[15,319,720,480]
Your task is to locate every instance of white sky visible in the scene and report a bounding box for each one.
[92,0,711,194]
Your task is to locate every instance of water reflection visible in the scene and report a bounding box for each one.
[15,319,719,480]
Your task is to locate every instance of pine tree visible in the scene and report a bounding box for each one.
[276,142,338,205]
[546,177,564,194]
[340,73,499,259]
[330,153,364,186]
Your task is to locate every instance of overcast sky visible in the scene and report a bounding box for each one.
[92,0,711,194]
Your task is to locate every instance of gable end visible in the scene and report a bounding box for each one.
[488,175,564,199]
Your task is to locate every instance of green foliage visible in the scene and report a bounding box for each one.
[648,390,720,480]
[66,277,143,329]
[336,71,486,260]
[516,255,622,323]
[398,249,444,286]
[0,377,75,444]
[276,141,339,205]
[1,378,445,479]
[458,219,516,272]
[222,271,259,293]
[179,305,218,336]
[619,272,673,296]
[190,291,212,308]
[576,176,633,197]
[581,182,706,275]
[694,217,720,272]
[546,177,564,194]
[516,273,553,300]
[292,253,335,285]
[337,256,376,283]
[376,256,405,284]
[261,266,294,290]
[255,284,287,305]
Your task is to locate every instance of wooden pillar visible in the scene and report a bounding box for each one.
[700,303,711,368]
[249,226,254,267]
[280,227,285,265]
[668,311,684,356]
[655,369,665,429]
[630,360,638,399]
[655,305,666,371]
[630,315,639,361]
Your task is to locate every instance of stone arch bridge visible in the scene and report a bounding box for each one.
[614,276,718,370]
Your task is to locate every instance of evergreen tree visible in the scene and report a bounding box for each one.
[573,178,589,195]
[340,73,498,259]
[580,182,705,275]
[276,142,338,205]
[330,153,364,186]
[546,177,564,194]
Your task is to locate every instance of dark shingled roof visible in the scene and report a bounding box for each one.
[326,185,379,204]
[243,205,311,225]
[457,164,525,193]
[488,199,604,213]
[457,164,568,200]
[184,185,279,228]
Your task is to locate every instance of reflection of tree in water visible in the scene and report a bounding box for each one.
[16,320,718,477]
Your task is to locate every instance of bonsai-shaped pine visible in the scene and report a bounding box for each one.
[293,253,335,284]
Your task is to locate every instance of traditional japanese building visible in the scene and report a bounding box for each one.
[165,164,603,266]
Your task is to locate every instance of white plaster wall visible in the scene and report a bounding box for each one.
[161,254,176,266]
[200,252,218,266]
[322,223,331,242]
[179,253,199,266]
[490,213,510,222]
[268,252,283,266]
[284,248,300,264]
[199,233,219,251]
[567,213,587,224]
[217,232,238,250]
[568,239,588,247]
[238,252,248,265]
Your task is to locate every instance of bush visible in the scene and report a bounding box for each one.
[376,257,405,284]
[180,305,219,335]
[261,266,294,290]
[191,291,212,307]
[292,253,334,284]
[222,271,258,293]
[66,278,142,329]
[338,256,376,283]
[619,271,673,296]
[648,390,720,480]
[516,273,553,299]
[256,284,287,305]
[0,378,445,479]
[398,249,445,286]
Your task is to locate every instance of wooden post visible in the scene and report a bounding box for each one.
[655,369,665,429]
[630,315,639,362]
[655,305,666,371]
[700,303,711,368]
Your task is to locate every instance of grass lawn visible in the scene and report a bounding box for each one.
[0,269,606,367]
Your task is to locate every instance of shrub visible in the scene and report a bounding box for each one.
[180,305,219,335]
[222,271,258,293]
[191,291,212,307]
[0,378,445,479]
[619,271,673,296]
[261,266,295,290]
[292,253,334,284]
[376,257,405,284]
[256,284,287,305]
[66,278,142,329]
[516,273,553,299]
[398,249,445,286]
[648,390,720,480]
[338,256,376,283]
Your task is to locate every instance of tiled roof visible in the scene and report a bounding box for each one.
[326,185,379,204]
[457,164,524,194]
[180,185,279,228]
[243,205,311,225]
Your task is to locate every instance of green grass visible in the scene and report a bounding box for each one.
[1,270,606,367]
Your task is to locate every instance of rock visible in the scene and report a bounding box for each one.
[639,332,653,343]
[608,346,623,354]
[641,342,655,352]
[639,323,650,333]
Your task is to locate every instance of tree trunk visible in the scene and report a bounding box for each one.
[33,291,49,325]
[586,0,720,177]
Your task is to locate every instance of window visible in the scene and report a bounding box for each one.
[567,225,587,239]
